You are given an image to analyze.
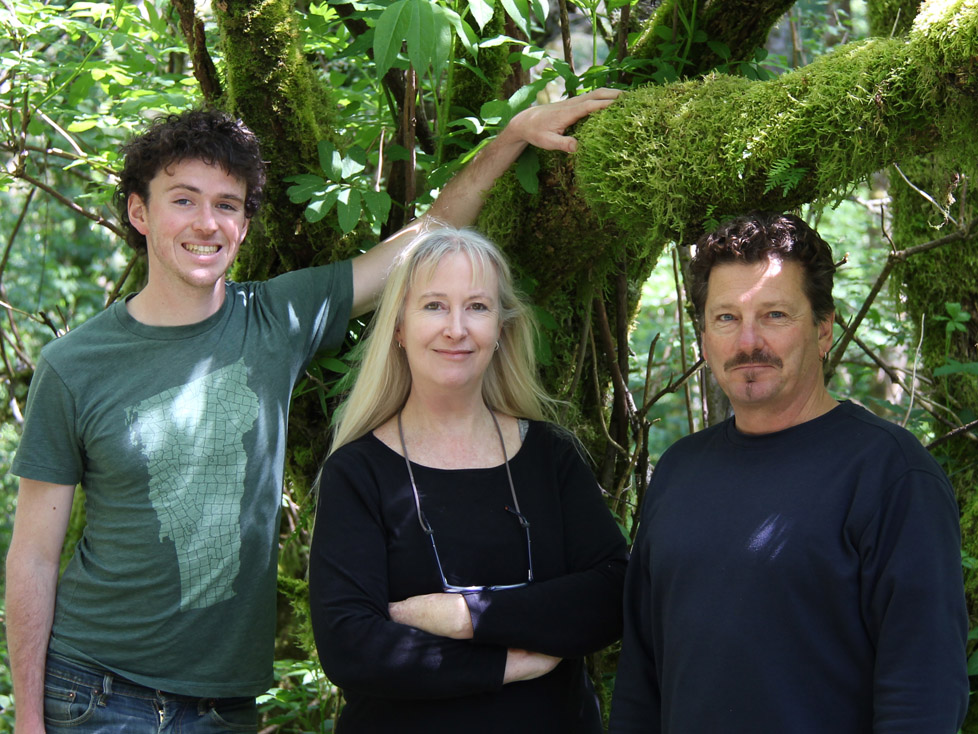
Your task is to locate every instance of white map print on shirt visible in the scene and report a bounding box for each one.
[126,360,259,611]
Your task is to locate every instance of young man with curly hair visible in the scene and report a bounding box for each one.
[5,89,619,734]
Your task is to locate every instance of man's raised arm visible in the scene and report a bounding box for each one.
[349,88,621,316]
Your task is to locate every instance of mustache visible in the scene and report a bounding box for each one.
[723,349,783,371]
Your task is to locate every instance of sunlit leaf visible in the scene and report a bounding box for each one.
[374,0,412,78]
[467,0,495,30]
[499,0,531,36]
[337,188,362,233]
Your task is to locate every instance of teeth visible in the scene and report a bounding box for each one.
[185,244,219,255]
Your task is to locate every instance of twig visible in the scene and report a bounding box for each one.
[13,171,125,239]
[672,246,695,435]
[561,295,593,407]
[833,313,961,431]
[588,324,629,457]
[827,219,975,377]
[928,419,978,449]
[642,358,705,413]
[104,255,139,308]
[558,0,575,77]
[892,163,957,226]
[593,295,639,436]
[903,313,925,428]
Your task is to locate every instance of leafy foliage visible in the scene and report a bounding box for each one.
[1,0,976,729]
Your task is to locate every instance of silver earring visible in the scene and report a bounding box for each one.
[494,341,500,352]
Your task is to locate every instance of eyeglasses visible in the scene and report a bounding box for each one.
[398,409,535,593]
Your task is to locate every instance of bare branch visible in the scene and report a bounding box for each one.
[13,172,125,240]
[833,313,964,433]
[928,419,978,449]
[642,358,706,414]
[558,0,575,76]
[827,219,976,377]
[588,325,629,458]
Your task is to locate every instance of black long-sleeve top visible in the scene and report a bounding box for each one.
[610,401,969,733]
[310,420,628,733]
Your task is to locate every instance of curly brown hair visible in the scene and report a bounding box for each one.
[689,211,836,327]
[113,108,266,253]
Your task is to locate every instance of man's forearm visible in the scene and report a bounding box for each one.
[424,125,531,228]
[348,129,528,316]
[348,88,623,315]
[6,547,60,733]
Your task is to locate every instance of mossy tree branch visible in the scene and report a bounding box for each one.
[574,0,978,256]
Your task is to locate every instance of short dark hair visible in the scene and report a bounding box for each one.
[113,108,266,253]
[689,211,836,326]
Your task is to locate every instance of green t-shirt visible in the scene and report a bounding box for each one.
[12,261,353,697]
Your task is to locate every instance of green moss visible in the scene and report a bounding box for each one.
[216,0,352,282]
[889,148,978,731]
[574,20,978,249]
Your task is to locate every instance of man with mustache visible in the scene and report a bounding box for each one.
[609,211,969,733]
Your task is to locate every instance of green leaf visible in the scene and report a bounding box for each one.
[532,304,559,330]
[304,189,340,223]
[654,25,674,41]
[341,146,368,179]
[285,174,327,204]
[499,0,531,35]
[945,302,969,322]
[320,357,351,374]
[363,189,392,223]
[529,0,548,25]
[515,147,540,194]
[406,0,436,75]
[384,144,413,162]
[933,359,978,377]
[707,40,730,59]
[467,0,495,30]
[373,0,411,78]
[317,140,342,180]
[336,188,362,233]
[67,119,100,132]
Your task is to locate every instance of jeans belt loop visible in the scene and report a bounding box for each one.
[98,672,113,706]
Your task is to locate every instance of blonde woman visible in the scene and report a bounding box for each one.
[309,228,627,733]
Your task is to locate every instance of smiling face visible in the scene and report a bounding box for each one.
[128,158,249,306]
[396,252,502,397]
[701,257,834,432]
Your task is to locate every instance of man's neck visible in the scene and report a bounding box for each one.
[125,281,226,327]
[733,390,839,435]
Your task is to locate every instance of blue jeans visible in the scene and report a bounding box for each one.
[43,654,258,733]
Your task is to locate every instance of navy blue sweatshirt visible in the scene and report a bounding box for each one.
[610,401,968,733]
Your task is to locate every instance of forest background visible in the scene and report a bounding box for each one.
[0,0,976,730]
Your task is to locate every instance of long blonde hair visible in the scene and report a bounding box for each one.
[329,227,556,454]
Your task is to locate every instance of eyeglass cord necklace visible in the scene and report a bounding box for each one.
[397,405,530,539]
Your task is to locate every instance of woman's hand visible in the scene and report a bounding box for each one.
[389,593,474,639]
[503,649,562,683]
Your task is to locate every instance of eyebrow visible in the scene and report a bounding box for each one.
[417,290,496,302]
[708,298,795,312]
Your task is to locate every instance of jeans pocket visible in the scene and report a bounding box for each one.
[206,697,259,731]
[43,680,99,726]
